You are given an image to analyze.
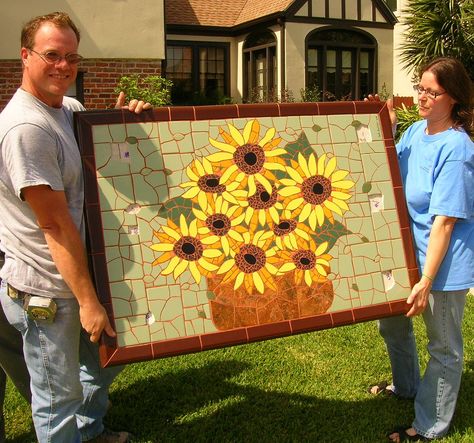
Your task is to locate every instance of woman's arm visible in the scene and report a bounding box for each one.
[406,215,457,317]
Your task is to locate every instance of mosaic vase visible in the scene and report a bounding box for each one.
[207,271,334,330]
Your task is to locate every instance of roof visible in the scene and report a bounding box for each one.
[166,0,295,27]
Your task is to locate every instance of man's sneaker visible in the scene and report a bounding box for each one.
[85,428,131,443]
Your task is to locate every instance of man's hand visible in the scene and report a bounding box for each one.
[79,299,116,343]
[406,277,432,317]
[114,91,152,114]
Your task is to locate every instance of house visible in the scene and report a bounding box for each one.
[0,0,165,110]
[165,0,406,104]
[0,0,415,110]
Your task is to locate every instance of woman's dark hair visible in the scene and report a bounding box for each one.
[21,12,80,50]
[420,57,474,137]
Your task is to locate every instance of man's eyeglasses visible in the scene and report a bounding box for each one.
[29,49,83,65]
[413,84,446,100]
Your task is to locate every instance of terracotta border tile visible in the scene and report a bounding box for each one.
[152,336,202,358]
[237,103,280,118]
[278,102,319,116]
[194,104,239,121]
[109,344,154,366]
[246,321,292,342]
[317,101,356,115]
[290,313,333,333]
[169,106,196,121]
[201,328,248,350]
[353,304,391,322]
[386,146,402,188]
[389,299,410,316]
[331,310,354,326]
[400,227,418,270]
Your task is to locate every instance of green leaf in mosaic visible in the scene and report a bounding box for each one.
[126,136,138,145]
[352,283,359,291]
[274,131,314,181]
[362,182,372,193]
[207,291,216,300]
[309,219,351,251]
[197,310,207,319]
[361,236,369,243]
[351,120,362,128]
[312,124,322,132]
[157,196,193,225]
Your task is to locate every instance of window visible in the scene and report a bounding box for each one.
[166,42,229,105]
[243,30,277,102]
[306,28,376,101]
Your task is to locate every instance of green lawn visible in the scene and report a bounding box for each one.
[5,295,474,443]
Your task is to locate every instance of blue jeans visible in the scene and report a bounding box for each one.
[0,280,122,443]
[378,289,467,439]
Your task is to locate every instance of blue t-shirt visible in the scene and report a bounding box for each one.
[397,120,474,291]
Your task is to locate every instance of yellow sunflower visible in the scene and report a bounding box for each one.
[207,119,286,195]
[271,209,311,250]
[192,194,246,256]
[217,230,280,294]
[180,157,243,211]
[150,214,222,284]
[240,182,284,232]
[277,239,332,287]
[279,152,354,230]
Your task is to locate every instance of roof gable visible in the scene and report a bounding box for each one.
[166,0,294,27]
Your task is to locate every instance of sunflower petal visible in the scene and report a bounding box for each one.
[259,127,276,147]
[209,137,236,153]
[324,156,337,178]
[161,256,180,275]
[332,180,355,190]
[253,271,265,294]
[317,153,327,175]
[150,243,174,252]
[315,241,328,256]
[234,272,245,290]
[228,124,245,146]
[304,270,313,287]
[188,261,202,284]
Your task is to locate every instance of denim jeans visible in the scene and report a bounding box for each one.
[378,289,467,439]
[0,280,122,443]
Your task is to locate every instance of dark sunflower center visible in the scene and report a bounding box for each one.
[197,174,226,194]
[233,143,266,175]
[301,175,332,205]
[206,214,231,237]
[235,244,266,273]
[273,219,297,236]
[292,250,316,270]
[248,184,277,210]
[173,236,204,261]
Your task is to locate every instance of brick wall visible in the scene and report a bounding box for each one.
[0,60,23,110]
[0,58,162,111]
[81,59,162,109]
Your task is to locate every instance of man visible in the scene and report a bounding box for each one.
[0,12,151,443]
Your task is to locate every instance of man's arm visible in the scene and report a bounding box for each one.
[22,185,115,343]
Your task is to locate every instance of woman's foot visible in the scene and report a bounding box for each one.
[369,380,396,396]
[388,426,430,442]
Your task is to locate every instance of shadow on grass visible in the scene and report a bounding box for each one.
[106,358,417,443]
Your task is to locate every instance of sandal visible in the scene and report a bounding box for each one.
[387,426,431,442]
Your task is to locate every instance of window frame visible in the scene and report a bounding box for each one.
[305,27,377,101]
[166,40,230,105]
[243,30,278,103]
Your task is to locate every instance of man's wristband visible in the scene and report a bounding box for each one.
[422,272,434,282]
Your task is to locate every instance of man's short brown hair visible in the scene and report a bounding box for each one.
[21,11,80,50]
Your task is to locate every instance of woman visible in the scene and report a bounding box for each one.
[372,57,474,442]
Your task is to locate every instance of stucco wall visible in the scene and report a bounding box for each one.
[392,0,417,98]
[0,0,165,59]
[284,22,394,99]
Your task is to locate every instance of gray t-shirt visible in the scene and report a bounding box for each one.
[0,88,86,298]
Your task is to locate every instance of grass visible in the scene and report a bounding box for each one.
[5,295,474,443]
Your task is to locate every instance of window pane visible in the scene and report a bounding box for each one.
[308,48,318,67]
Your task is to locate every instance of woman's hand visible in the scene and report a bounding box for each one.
[406,276,432,317]
[365,93,397,134]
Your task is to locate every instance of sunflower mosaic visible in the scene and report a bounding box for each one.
[151,120,355,330]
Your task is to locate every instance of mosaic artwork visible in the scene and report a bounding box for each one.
[74,102,418,367]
